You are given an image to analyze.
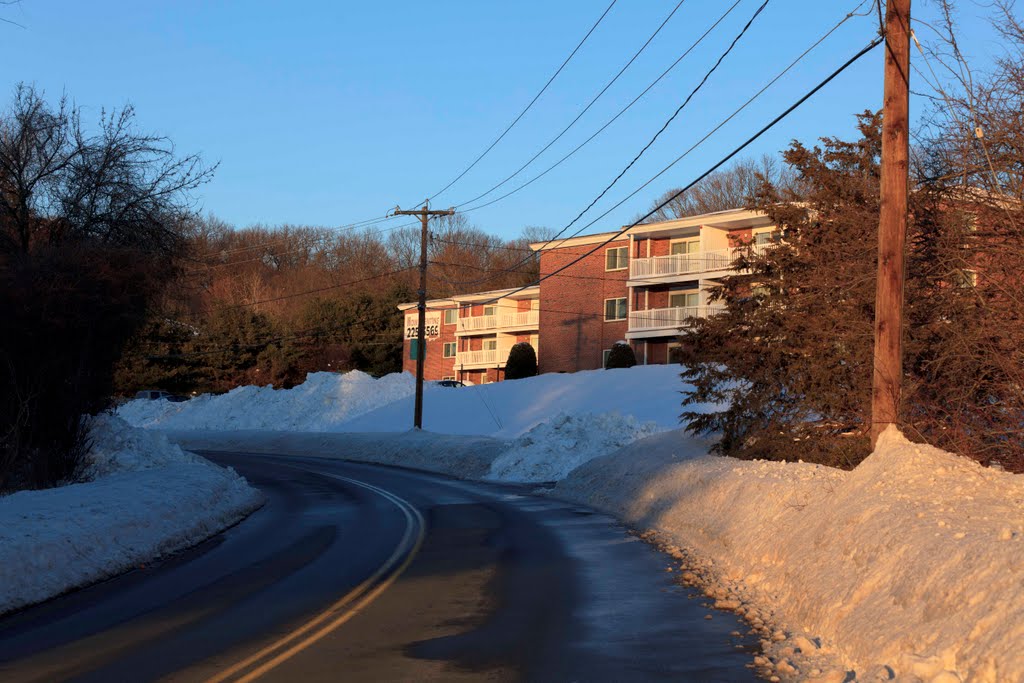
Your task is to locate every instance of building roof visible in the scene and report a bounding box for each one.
[397,285,540,311]
[528,208,772,251]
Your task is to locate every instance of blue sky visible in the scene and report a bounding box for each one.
[0,1,1003,240]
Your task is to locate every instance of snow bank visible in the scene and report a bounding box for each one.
[117,370,414,432]
[345,365,686,437]
[486,412,660,483]
[0,415,263,615]
[555,426,1024,682]
[118,365,686,439]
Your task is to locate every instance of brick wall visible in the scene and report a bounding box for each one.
[538,239,630,373]
[401,306,459,380]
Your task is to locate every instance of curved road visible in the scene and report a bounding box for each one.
[0,452,758,682]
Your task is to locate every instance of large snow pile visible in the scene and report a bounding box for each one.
[117,370,415,432]
[0,415,262,615]
[345,365,686,437]
[555,426,1024,682]
[486,412,660,483]
[119,365,686,439]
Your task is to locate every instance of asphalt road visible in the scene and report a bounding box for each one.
[0,451,758,682]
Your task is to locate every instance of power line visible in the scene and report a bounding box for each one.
[446,0,872,290]
[453,0,688,209]
[442,33,885,309]
[447,0,773,288]
[451,0,745,217]
[429,0,617,201]
[207,266,416,313]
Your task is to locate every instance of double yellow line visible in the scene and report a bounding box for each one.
[204,473,426,683]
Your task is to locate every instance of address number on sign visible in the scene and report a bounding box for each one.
[404,312,441,340]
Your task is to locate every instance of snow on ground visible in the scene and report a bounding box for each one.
[117,370,415,432]
[555,426,1024,682]
[0,415,263,616]
[486,412,660,483]
[121,365,1024,680]
[118,365,687,439]
[121,365,688,483]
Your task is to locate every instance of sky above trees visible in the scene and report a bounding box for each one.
[0,1,1003,238]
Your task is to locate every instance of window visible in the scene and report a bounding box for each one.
[669,292,699,309]
[483,305,496,317]
[604,297,627,321]
[443,342,457,358]
[602,349,612,368]
[444,309,457,325]
[753,228,780,246]
[606,246,628,271]
[483,339,498,351]
[442,376,455,381]
[670,239,700,255]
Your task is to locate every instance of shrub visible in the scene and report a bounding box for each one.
[0,246,163,490]
[605,342,636,369]
[505,342,538,380]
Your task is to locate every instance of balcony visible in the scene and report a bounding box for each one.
[627,305,726,338]
[628,249,735,282]
[455,349,499,367]
[457,309,539,334]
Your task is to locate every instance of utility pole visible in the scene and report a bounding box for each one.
[393,201,454,429]
[871,0,911,447]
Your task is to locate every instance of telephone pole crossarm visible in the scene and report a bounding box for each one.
[392,203,455,430]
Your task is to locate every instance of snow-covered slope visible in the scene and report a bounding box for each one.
[117,365,687,438]
[117,370,415,432]
[0,415,263,615]
[556,426,1024,682]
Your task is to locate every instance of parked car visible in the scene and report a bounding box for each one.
[134,390,188,402]
[435,380,465,388]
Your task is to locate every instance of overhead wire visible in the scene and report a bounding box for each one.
[450,0,746,216]
[436,32,885,308]
[444,0,873,289]
[429,0,618,201]
[453,0,689,209]
[446,0,775,288]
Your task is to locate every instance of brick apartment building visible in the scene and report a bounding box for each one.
[400,208,777,383]
[399,286,540,384]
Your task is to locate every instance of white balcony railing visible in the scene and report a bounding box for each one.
[456,349,499,366]
[629,248,735,280]
[457,310,539,333]
[457,315,498,332]
[498,310,539,330]
[628,305,726,332]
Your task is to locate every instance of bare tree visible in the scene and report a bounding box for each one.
[0,83,215,256]
[641,154,798,222]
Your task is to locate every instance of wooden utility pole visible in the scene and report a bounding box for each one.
[393,202,454,429]
[871,0,912,447]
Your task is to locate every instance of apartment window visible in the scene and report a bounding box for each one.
[443,342,457,358]
[483,339,498,351]
[483,305,496,316]
[444,309,457,325]
[604,297,627,321]
[602,349,612,368]
[753,228,780,246]
[670,239,700,255]
[606,246,628,271]
[669,292,699,309]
